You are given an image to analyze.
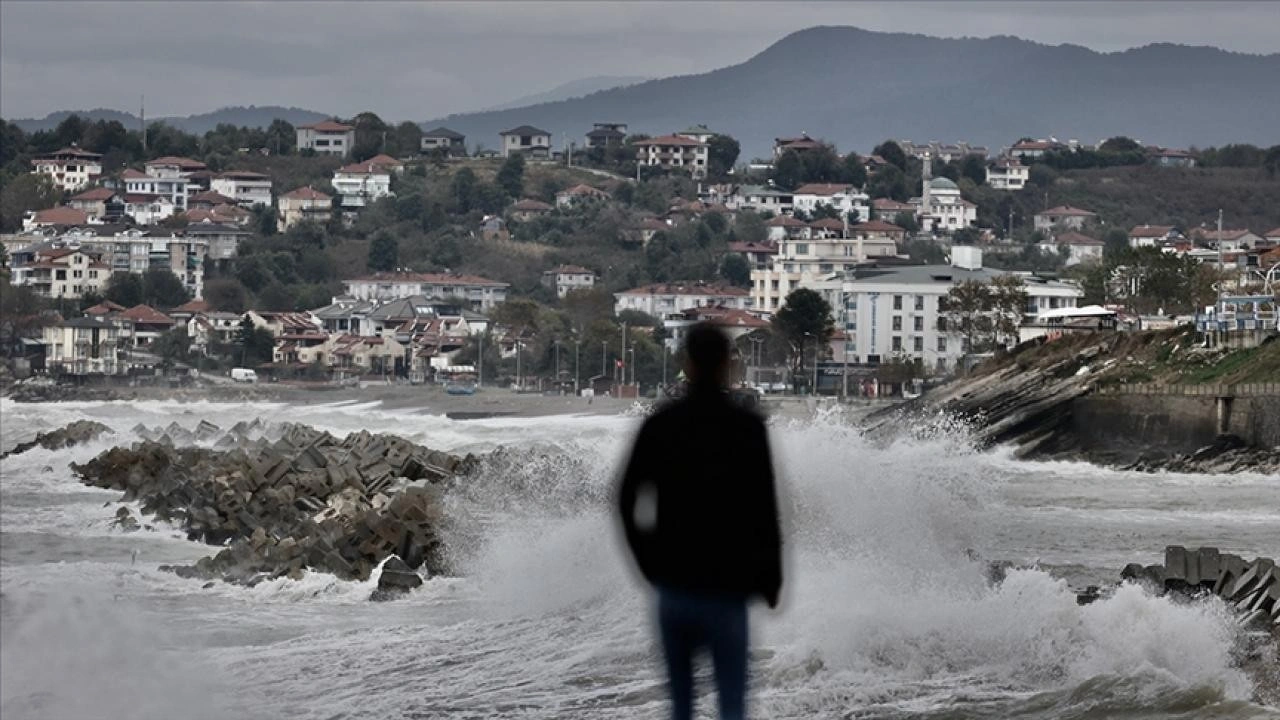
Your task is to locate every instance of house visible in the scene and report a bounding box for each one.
[509,198,554,222]
[296,120,355,156]
[850,220,908,245]
[663,305,767,351]
[911,177,977,232]
[22,206,90,231]
[187,311,242,353]
[122,167,187,217]
[420,127,466,155]
[325,334,406,375]
[1034,205,1097,232]
[1264,228,1280,245]
[899,141,988,163]
[555,184,610,209]
[479,215,508,241]
[9,246,109,299]
[636,217,671,245]
[500,125,552,158]
[41,316,126,376]
[361,153,405,174]
[541,265,596,298]
[750,220,902,312]
[246,310,321,337]
[808,218,847,239]
[188,190,238,210]
[677,125,715,144]
[585,123,628,149]
[186,203,252,227]
[56,226,207,298]
[1009,139,1063,160]
[68,188,124,222]
[144,156,206,180]
[1038,231,1104,266]
[837,248,1082,374]
[728,241,777,271]
[210,171,273,208]
[733,185,793,215]
[124,193,179,226]
[332,160,394,209]
[1128,224,1181,248]
[1195,228,1264,251]
[277,186,333,230]
[765,215,811,243]
[183,221,250,262]
[168,298,212,323]
[31,146,102,192]
[634,134,709,178]
[871,198,915,223]
[791,183,870,222]
[310,295,379,335]
[986,157,1029,190]
[1154,148,1197,168]
[614,281,750,317]
[342,272,509,311]
[773,134,823,158]
[119,304,175,347]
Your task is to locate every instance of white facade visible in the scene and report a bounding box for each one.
[332,165,393,209]
[342,273,510,311]
[750,228,898,313]
[123,170,188,212]
[733,186,793,215]
[791,184,871,222]
[613,282,750,317]
[912,177,976,232]
[634,135,709,179]
[210,172,273,208]
[1037,234,1105,266]
[1034,206,1097,233]
[31,147,102,192]
[296,122,355,156]
[541,267,596,298]
[500,126,552,158]
[123,194,178,225]
[10,248,110,299]
[986,160,1029,190]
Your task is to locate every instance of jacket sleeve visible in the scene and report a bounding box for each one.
[617,419,656,582]
[753,420,783,606]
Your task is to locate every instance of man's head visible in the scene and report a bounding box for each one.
[682,322,731,387]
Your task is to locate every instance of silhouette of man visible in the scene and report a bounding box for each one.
[618,323,783,720]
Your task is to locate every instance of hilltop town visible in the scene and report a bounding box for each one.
[1,114,1277,396]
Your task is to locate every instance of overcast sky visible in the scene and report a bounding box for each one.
[2,1,1277,121]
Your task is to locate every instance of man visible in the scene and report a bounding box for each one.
[618,323,783,720]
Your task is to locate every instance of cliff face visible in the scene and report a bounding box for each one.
[867,330,1280,472]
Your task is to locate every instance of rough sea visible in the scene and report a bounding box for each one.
[2,397,1277,719]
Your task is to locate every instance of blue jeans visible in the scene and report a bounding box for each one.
[657,587,748,720]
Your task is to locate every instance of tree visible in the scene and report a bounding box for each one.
[1099,136,1142,154]
[265,119,295,155]
[203,277,249,313]
[940,280,992,356]
[142,268,190,308]
[0,174,59,232]
[235,316,275,366]
[872,140,908,171]
[770,150,805,190]
[772,288,833,387]
[350,111,389,161]
[451,167,477,214]
[496,152,525,198]
[734,211,769,244]
[867,165,908,201]
[960,155,986,186]
[104,272,144,308]
[894,212,919,234]
[986,274,1028,348]
[392,121,423,157]
[1265,145,1280,179]
[151,328,192,370]
[368,230,399,271]
[720,253,751,288]
[840,153,868,187]
[707,134,741,178]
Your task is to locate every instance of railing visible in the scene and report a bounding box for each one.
[1097,382,1280,397]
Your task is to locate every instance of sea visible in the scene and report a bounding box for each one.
[1,397,1277,719]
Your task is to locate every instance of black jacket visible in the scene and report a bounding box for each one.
[617,384,782,605]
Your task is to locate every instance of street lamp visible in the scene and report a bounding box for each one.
[574,339,580,395]
[627,347,636,387]
[802,331,812,395]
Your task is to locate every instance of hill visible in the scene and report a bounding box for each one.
[12,106,331,134]
[479,75,651,112]
[420,26,1280,157]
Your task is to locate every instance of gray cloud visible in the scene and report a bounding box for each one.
[2,1,1276,121]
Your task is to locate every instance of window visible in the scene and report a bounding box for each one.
[893,295,903,310]
[89,271,98,279]
[937,337,947,352]
[914,316,924,332]
[938,317,948,332]
[73,270,83,279]
[892,316,902,331]
[56,270,67,280]
[316,139,330,147]
[794,243,809,256]
[914,337,924,352]
[914,295,924,311]
[892,337,902,351]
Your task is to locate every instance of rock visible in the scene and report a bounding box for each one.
[111,506,140,533]
[2,420,112,459]
[370,555,423,601]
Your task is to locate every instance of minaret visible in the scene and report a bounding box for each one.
[921,152,933,218]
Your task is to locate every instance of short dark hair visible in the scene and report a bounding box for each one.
[683,322,731,382]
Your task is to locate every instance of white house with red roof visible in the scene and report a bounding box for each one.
[1033,205,1097,233]
[634,134,709,178]
[541,264,597,298]
[31,146,102,192]
[1038,231,1104,266]
[663,305,767,351]
[765,214,811,242]
[613,281,749,317]
[342,272,510,311]
[1128,224,1182,248]
[210,170,273,208]
[296,120,355,156]
[22,206,91,231]
[278,186,333,230]
[791,183,871,222]
[332,160,394,209]
[1194,228,1264,252]
[9,245,109,299]
[986,157,1029,190]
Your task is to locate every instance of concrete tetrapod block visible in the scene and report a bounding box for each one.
[1196,547,1221,587]
[1165,545,1189,587]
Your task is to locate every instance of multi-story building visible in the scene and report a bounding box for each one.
[750,220,902,313]
[67,187,125,222]
[183,221,249,262]
[773,134,824,158]
[210,171,273,208]
[1037,231,1104,266]
[585,123,628,149]
[677,125,715,144]
[277,186,333,230]
[331,160,393,209]
[634,134,709,178]
[122,167,188,218]
[296,120,355,156]
[614,281,749,317]
[541,265,596,298]
[732,185,793,215]
[499,125,552,158]
[1034,205,1097,233]
[835,247,1082,374]
[791,183,871,222]
[70,227,208,298]
[342,272,510,311]
[1128,224,1181,248]
[985,157,1029,190]
[420,127,466,155]
[42,316,127,376]
[9,246,110,299]
[31,146,102,192]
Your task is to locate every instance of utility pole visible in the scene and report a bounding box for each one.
[813,336,820,396]
[621,321,628,389]
[602,340,608,377]
[574,340,580,395]
[1217,208,1224,313]
[140,95,147,152]
[477,332,484,388]
[515,341,522,391]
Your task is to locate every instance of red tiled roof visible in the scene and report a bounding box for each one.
[120,168,149,179]
[190,190,237,205]
[146,156,206,170]
[793,183,855,196]
[216,170,270,180]
[1130,224,1176,238]
[808,217,846,230]
[1157,148,1195,158]
[347,272,508,287]
[681,305,767,328]
[32,206,89,225]
[1012,140,1056,150]
[120,304,174,325]
[872,198,913,210]
[618,281,748,297]
[547,264,594,275]
[728,241,777,254]
[172,299,212,313]
[337,160,392,175]
[70,187,116,201]
[363,154,403,168]
[635,134,704,147]
[299,120,354,132]
[281,186,331,200]
[41,145,102,159]
[85,300,126,315]
[1197,228,1254,242]
[1264,227,1280,238]
[559,183,609,197]
[851,220,906,233]
[1038,205,1096,217]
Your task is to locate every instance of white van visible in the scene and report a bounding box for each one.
[230,368,258,383]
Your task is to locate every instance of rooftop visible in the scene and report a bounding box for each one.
[501,125,551,137]
[422,127,465,140]
[299,120,354,132]
[617,281,748,297]
[1038,205,1097,217]
[346,272,509,287]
